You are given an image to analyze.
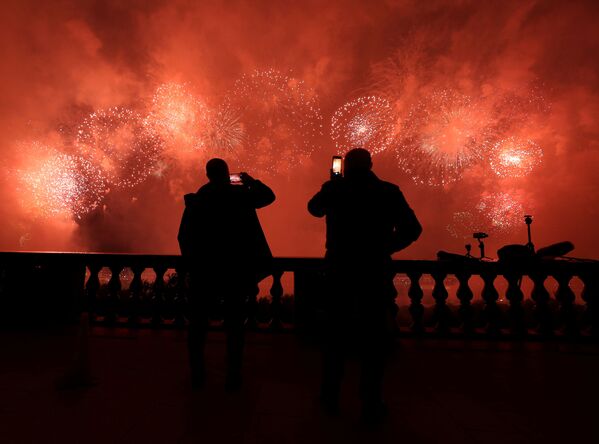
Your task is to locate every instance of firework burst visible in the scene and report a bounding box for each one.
[489,137,543,178]
[203,104,245,152]
[492,84,550,134]
[330,96,396,155]
[448,191,530,239]
[446,210,482,239]
[15,141,106,219]
[144,83,211,154]
[395,90,496,186]
[477,192,527,236]
[225,68,323,174]
[77,107,163,188]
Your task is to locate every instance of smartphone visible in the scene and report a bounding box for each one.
[331,156,343,177]
[229,173,243,185]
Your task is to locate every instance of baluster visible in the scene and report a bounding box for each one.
[431,272,450,335]
[105,265,122,325]
[481,272,501,336]
[407,272,424,334]
[163,271,176,323]
[554,272,578,337]
[456,272,474,335]
[151,266,166,327]
[581,272,599,337]
[269,270,284,331]
[85,265,101,321]
[530,272,553,337]
[128,266,143,326]
[173,267,187,328]
[389,271,400,334]
[504,272,526,337]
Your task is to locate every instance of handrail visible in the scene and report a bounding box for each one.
[1,251,598,339]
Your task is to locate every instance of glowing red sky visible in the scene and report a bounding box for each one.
[1,0,598,259]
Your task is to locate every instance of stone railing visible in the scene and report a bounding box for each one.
[0,252,597,339]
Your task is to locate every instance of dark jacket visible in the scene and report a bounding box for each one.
[178,179,275,281]
[308,171,421,263]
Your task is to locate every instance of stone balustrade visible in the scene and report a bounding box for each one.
[0,252,598,339]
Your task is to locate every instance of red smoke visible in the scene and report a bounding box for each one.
[1,0,598,259]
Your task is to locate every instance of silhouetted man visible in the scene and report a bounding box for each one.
[308,148,421,420]
[178,158,275,390]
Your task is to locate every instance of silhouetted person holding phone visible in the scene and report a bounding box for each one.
[178,158,275,390]
[308,148,422,421]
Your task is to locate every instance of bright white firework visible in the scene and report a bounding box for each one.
[489,137,543,178]
[330,96,396,155]
[145,83,211,153]
[203,104,246,152]
[396,90,495,186]
[15,141,106,219]
[225,68,323,174]
[77,107,163,188]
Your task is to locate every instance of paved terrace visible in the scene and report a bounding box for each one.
[1,327,598,444]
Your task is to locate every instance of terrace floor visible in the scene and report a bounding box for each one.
[1,326,598,444]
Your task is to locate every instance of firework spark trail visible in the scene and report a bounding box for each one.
[446,210,481,239]
[477,192,527,236]
[204,104,246,152]
[15,141,106,219]
[144,83,211,154]
[491,84,551,135]
[448,191,530,239]
[395,89,496,186]
[489,137,543,178]
[77,107,163,188]
[330,96,396,155]
[225,68,323,174]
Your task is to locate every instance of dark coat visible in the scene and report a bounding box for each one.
[178,180,275,282]
[308,171,422,264]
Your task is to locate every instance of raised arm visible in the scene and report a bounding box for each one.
[390,188,422,253]
[242,173,275,209]
[308,181,335,218]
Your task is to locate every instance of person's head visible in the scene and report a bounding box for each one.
[344,148,372,178]
[206,158,230,184]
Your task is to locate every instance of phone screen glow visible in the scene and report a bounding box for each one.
[332,157,342,174]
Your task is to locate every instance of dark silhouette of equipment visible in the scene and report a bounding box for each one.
[497,244,534,263]
[438,212,582,265]
[436,235,488,263]
[524,215,534,252]
[497,215,578,264]
[473,232,488,259]
[536,241,574,258]
[437,250,480,263]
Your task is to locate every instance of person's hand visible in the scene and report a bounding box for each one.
[330,169,342,181]
[321,179,341,193]
[240,172,255,184]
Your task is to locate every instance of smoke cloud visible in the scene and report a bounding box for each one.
[1,0,598,259]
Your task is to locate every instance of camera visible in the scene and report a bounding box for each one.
[229,173,243,185]
[331,156,342,178]
[473,232,488,240]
